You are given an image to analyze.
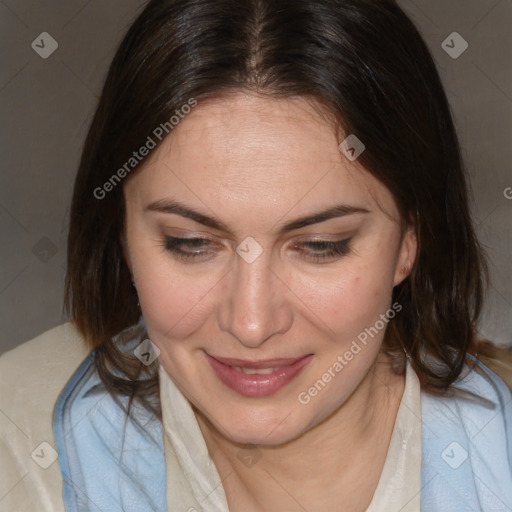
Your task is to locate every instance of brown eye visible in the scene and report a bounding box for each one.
[164,236,217,261]
[292,239,351,262]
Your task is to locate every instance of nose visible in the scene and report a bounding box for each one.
[218,254,293,349]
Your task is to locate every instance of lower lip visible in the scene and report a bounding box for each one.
[205,354,313,397]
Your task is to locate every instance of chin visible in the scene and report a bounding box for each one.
[207,405,310,447]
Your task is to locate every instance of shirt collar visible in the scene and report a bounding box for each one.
[365,359,422,511]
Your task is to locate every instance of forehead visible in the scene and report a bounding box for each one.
[154,93,343,172]
[125,92,399,224]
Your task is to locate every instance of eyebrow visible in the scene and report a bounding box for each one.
[145,199,370,235]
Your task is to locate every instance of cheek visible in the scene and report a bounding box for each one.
[134,251,221,339]
[292,260,395,339]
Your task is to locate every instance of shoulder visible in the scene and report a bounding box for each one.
[422,354,511,416]
[420,355,512,510]
[0,322,92,409]
[0,323,92,511]
[470,340,512,391]
[421,354,511,447]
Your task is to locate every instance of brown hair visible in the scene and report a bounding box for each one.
[65,0,494,420]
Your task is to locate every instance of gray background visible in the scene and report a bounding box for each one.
[1,0,511,354]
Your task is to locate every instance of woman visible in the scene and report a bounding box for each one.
[1,0,511,511]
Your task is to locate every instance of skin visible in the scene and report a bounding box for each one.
[122,92,417,511]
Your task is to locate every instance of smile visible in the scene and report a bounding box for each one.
[205,353,314,397]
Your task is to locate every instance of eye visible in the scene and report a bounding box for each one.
[162,236,352,264]
[163,236,218,262]
[291,238,352,263]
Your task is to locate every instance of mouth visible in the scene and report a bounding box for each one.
[205,353,314,397]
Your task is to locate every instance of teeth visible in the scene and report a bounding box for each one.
[237,367,279,375]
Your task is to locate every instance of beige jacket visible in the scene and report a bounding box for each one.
[0,323,90,511]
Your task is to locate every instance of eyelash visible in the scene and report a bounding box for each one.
[162,236,351,263]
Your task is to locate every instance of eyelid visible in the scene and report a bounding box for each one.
[164,233,353,247]
[164,228,219,240]
[290,233,353,243]
[164,235,218,249]
[290,237,352,250]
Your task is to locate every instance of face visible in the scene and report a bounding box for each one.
[122,92,416,445]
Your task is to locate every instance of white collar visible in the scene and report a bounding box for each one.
[365,359,422,511]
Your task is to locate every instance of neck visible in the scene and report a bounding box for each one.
[195,353,406,512]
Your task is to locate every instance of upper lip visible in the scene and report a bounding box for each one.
[208,354,312,369]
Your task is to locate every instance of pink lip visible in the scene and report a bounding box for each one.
[205,353,313,397]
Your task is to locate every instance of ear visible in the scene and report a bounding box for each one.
[393,226,417,287]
